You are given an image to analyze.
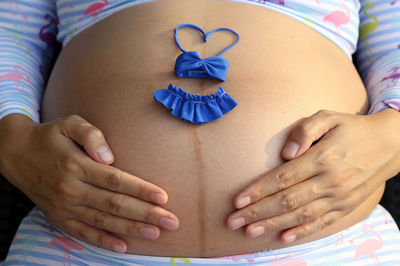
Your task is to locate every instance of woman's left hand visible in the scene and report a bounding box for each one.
[227,109,400,243]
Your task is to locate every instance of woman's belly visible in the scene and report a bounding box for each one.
[42,0,384,257]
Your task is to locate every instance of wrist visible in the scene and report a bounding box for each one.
[372,108,400,173]
[0,113,37,130]
[0,113,37,175]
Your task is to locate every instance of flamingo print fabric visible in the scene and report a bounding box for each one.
[4,205,400,265]
[356,0,400,113]
[0,0,399,122]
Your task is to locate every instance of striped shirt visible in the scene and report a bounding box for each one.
[0,0,399,122]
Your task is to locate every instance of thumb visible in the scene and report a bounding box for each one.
[282,110,338,160]
[59,115,115,164]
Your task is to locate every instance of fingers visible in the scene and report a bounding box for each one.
[243,198,331,239]
[228,197,334,241]
[276,177,374,243]
[233,153,318,209]
[35,195,128,253]
[83,163,169,205]
[56,115,169,205]
[73,206,163,240]
[59,115,114,164]
[281,110,338,160]
[82,184,179,231]
[279,211,341,243]
[6,113,179,253]
[228,177,322,230]
[63,219,128,253]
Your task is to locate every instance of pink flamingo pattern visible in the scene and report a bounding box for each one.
[39,14,57,48]
[322,0,350,33]
[5,0,398,125]
[1,1,400,263]
[0,65,30,90]
[9,0,28,20]
[48,236,84,266]
[269,254,307,265]
[354,224,383,265]
[84,0,109,18]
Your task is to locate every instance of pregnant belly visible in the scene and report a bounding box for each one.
[42,0,384,257]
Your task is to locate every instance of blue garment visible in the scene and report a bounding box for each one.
[153,84,238,125]
[153,24,240,125]
[173,24,240,82]
[175,51,230,82]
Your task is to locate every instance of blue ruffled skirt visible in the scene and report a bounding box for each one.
[153,84,238,125]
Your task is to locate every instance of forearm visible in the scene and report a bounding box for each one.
[0,0,58,122]
[357,1,400,115]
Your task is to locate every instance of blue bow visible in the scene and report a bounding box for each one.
[174,51,229,82]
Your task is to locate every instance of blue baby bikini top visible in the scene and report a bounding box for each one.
[174,24,240,82]
[153,24,240,125]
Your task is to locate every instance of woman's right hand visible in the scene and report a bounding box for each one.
[0,114,179,253]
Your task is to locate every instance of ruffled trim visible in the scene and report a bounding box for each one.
[153,84,238,124]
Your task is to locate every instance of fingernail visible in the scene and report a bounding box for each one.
[150,193,167,204]
[236,196,251,209]
[229,217,245,230]
[249,226,265,238]
[111,242,126,253]
[141,225,159,239]
[160,217,178,230]
[283,233,297,243]
[282,141,299,159]
[97,145,114,163]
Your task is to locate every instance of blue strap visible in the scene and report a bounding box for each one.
[173,24,240,57]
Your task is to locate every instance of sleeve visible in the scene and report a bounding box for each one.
[356,0,400,114]
[0,0,58,123]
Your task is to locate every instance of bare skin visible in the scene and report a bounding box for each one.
[228,108,400,243]
[0,113,179,253]
[1,0,398,258]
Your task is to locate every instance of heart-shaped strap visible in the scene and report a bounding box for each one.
[173,24,240,57]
